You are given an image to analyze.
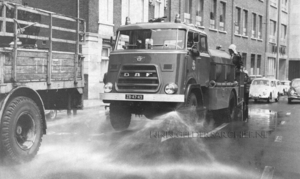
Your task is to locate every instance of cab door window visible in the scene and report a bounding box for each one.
[187,31,194,48]
[199,35,208,52]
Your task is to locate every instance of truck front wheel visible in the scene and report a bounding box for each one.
[0,96,43,163]
[110,103,131,131]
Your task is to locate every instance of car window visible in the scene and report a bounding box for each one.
[252,79,269,86]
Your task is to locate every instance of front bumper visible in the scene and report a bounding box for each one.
[100,93,185,102]
[288,95,300,100]
[249,94,269,99]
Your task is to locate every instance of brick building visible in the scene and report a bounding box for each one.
[265,0,289,80]
[165,0,290,79]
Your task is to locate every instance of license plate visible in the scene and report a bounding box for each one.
[125,94,144,100]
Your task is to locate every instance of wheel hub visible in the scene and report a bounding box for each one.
[15,112,36,150]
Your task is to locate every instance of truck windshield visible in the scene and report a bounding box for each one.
[115,29,186,50]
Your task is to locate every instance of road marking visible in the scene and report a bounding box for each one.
[274,136,283,142]
[260,166,275,179]
[161,123,229,142]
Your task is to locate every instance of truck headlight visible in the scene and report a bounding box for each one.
[165,83,178,94]
[104,82,113,93]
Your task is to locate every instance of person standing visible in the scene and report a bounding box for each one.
[228,44,243,71]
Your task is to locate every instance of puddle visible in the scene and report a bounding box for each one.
[0,109,261,179]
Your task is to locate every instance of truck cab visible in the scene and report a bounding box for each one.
[101,21,245,130]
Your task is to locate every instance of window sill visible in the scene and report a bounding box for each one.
[234,33,242,37]
[196,25,205,29]
[99,22,114,27]
[219,30,227,34]
[242,36,249,39]
[282,9,288,14]
[257,39,263,42]
[269,41,276,45]
[209,28,218,32]
[102,57,109,60]
[251,37,257,40]
[270,4,278,9]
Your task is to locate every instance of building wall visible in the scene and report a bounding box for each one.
[265,0,289,80]
[289,0,300,60]
[167,0,266,75]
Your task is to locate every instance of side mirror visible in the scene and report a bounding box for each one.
[110,36,115,47]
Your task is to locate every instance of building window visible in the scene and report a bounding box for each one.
[219,1,226,31]
[257,55,261,75]
[242,10,248,36]
[235,7,241,34]
[251,54,255,75]
[268,58,276,77]
[242,53,247,69]
[196,0,204,26]
[210,0,217,29]
[184,0,192,23]
[281,24,287,40]
[252,13,257,38]
[258,15,262,39]
[282,0,288,11]
[100,47,110,82]
[185,0,192,14]
[270,0,277,7]
[269,20,276,43]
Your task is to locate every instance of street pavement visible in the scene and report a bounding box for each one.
[0,96,300,179]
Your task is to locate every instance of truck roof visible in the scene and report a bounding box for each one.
[117,22,207,35]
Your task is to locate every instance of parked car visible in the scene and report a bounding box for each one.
[287,78,300,103]
[249,78,279,103]
[280,80,291,95]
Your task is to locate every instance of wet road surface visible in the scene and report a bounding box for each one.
[1,96,300,179]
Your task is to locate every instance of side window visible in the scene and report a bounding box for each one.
[199,35,207,52]
[187,31,194,48]
[271,81,275,87]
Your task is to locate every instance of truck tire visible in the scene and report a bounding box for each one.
[110,103,131,131]
[0,96,43,163]
[288,98,292,104]
[267,93,272,103]
[185,92,199,124]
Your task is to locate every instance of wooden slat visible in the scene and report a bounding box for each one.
[4,74,47,82]
[52,59,74,66]
[52,53,74,59]
[52,66,81,73]
[0,32,77,44]
[5,66,47,74]
[0,17,84,34]
[15,57,47,66]
[18,51,48,58]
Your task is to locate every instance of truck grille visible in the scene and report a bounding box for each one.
[116,65,160,92]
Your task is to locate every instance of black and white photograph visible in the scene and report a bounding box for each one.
[0,0,299,178]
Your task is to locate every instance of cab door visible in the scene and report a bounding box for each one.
[185,31,200,83]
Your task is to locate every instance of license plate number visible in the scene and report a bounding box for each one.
[125,94,144,100]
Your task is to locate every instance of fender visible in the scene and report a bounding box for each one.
[184,84,204,105]
[0,87,47,134]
